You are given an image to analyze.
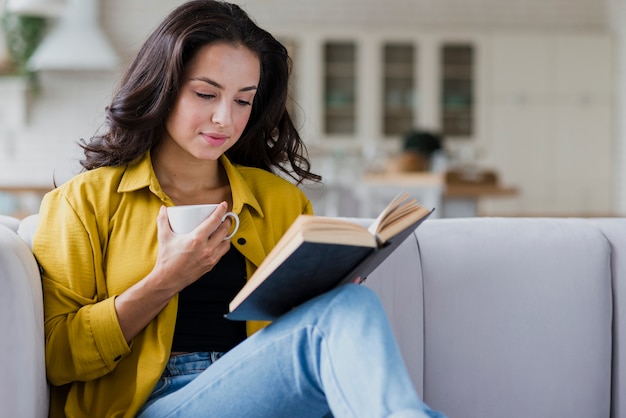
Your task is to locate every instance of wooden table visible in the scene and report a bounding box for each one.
[444,183,518,217]
[0,186,54,194]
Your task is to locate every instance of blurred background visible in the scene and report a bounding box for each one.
[0,0,623,219]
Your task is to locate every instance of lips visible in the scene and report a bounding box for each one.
[202,133,229,146]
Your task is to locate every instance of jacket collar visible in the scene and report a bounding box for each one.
[117,151,264,217]
[220,154,264,217]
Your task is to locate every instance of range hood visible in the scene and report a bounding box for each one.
[5,0,66,17]
[27,0,118,71]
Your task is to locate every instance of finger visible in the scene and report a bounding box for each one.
[156,206,172,240]
[208,217,233,242]
[201,232,232,270]
[196,201,229,236]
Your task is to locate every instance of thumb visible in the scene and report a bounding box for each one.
[157,206,173,239]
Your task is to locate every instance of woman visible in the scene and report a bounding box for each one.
[33,1,446,417]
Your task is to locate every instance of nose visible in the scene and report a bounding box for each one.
[211,99,232,127]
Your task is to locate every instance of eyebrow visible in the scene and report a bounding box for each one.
[191,76,257,92]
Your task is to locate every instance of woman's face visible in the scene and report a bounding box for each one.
[164,42,260,162]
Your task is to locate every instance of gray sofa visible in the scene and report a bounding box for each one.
[1,214,623,418]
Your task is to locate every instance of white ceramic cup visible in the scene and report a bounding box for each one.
[167,204,240,240]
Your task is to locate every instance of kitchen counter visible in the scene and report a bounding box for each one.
[361,172,518,217]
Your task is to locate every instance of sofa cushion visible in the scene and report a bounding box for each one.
[416,218,613,418]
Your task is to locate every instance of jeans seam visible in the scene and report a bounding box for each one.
[310,287,368,418]
[315,326,358,418]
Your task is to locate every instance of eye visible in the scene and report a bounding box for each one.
[236,99,252,106]
[196,92,215,99]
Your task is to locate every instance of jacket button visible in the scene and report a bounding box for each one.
[114,355,122,361]
[237,237,246,245]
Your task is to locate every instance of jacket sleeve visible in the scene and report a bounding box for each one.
[33,189,131,386]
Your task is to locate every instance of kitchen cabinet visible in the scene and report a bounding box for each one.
[277,31,479,151]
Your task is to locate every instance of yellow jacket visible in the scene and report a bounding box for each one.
[33,152,313,417]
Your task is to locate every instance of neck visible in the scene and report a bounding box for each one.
[151,143,231,206]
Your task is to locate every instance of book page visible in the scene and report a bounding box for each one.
[366,192,408,236]
[375,205,431,243]
[367,192,431,244]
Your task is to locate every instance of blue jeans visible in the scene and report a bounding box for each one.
[137,284,446,418]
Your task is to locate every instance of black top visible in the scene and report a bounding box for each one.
[172,246,247,353]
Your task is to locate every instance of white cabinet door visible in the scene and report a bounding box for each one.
[553,35,613,102]
[553,104,612,213]
[553,35,613,215]
[487,102,555,215]
[483,33,613,216]
[489,34,552,103]
[484,34,554,215]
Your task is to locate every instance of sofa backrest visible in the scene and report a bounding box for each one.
[413,218,614,418]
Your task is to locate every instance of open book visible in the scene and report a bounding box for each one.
[226,193,433,321]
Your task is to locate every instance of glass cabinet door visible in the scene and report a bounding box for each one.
[279,37,299,127]
[323,42,357,135]
[441,44,474,137]
[382,43,416,136]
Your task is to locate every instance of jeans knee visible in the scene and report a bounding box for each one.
[328,284,384,315]
[272,284,388,335]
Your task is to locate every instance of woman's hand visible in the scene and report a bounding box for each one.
[114,202,233,343]
[152,203,232,293]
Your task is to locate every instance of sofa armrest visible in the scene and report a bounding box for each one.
[586,219,626,418]
[17,214,39,249]
[0,224,48,417]
[0,214,20,232]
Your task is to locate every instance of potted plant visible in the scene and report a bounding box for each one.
[391,130,443,172]
[0,8,46,127]
[0,9,46,76]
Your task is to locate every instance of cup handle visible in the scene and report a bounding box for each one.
[221,212,240,240]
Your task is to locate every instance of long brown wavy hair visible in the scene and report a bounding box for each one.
[80,0,320,184]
